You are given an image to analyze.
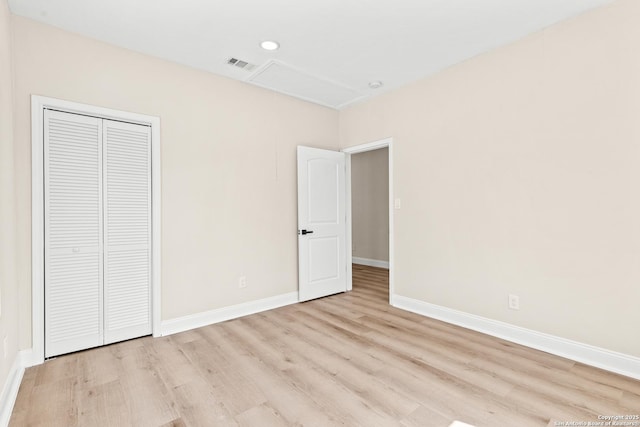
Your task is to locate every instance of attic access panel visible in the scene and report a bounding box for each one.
[247,60,364,109]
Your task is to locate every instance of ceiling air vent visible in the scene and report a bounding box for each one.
[227,57,257,72]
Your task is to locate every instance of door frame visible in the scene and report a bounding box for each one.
[30,95,162,364]
[342,137,394,303]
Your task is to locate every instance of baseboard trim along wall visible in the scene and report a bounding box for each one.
[352,257,390,269]
[392,294,640,380]
[161,292,299,336]
[0,350,33,427]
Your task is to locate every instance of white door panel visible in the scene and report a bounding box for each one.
[308,237,340,281]
[103,119,152,344]
[308,158,340,223]
[44,110,103,357]
[297,146,346,301]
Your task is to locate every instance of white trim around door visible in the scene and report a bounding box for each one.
[342,137,394,304]
[31,95,162,365]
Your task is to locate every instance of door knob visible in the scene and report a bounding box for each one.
[299,229,314,235]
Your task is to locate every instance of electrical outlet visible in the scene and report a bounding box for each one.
[508,294,520,310]
[0,288,2,317]
[394,198,401,209]
[238,276,247,289]
[3,336,7,359]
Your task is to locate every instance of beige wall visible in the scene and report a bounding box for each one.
[340,0,640,357]
[11,16,339,348]
[0,0,18,390]
[351,148,389,262]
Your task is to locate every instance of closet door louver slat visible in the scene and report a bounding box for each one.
[44,110,104,357]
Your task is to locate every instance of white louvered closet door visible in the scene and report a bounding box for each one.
[44,110,152,358]
[103,119,152,344]
[44,110,104,357]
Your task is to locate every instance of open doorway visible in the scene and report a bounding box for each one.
[350,147,389,297]
[343,138,394,304]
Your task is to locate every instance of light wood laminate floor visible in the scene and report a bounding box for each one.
[11,265,640,426]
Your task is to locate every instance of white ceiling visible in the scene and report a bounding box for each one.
[9,0,613,109]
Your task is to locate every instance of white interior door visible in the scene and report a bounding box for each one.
[297,146,347,301]
[44,110,104,357]
[103,119,152,344]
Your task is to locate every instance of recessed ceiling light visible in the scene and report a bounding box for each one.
[260,40,280,51]
[368,80,383,89]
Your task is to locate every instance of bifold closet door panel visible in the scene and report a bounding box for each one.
[103,119,152,344]
[44,110,104,358]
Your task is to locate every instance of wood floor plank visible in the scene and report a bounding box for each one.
[255,312,421,421]
[229,317,392,426]
[235,403,291,427]
[228,354,341,427]
[16,377,79,427]
[76,379,131,427]
[10,264,640,426]
[400,404,455,427]
[168,379,238,427]
[115,342,180,426]
[216,324,355,426]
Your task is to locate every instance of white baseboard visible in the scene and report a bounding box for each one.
[19,349,38,369]
[393,294,640,380]
[0,350,31,427]
[161,292,299,336]
[352,257,389,269]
